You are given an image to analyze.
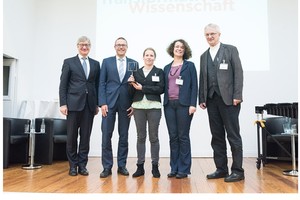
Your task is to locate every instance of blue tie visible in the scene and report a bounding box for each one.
[118,58,125,81]
[82,58,88,79]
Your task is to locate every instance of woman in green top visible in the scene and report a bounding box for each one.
[128,47,165,178]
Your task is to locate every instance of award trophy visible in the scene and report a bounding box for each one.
[128,62,138,83]
[128,61,138,75]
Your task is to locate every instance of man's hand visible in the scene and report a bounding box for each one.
[233,99,242,106]
[127,107,134,117]
[60,105,68,115]
[199,103,206,110]
[101,105,108,117]
[95,107,100,115]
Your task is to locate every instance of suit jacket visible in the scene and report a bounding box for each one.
[163,60,198,107]
[130,66,165,103]
[199,43,243,105]
[59,55,100,113]
[99,56,138,109]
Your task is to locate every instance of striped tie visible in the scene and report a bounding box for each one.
[82,58,88,79]
[118,58,125,81]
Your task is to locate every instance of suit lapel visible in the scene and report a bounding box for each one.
[215,43,224,66]
[138,67,145,78]
[180,61,188,73]
[165,64,171,80]
[124,57,130,80]
[88,58,94,79]
[75,56,86,78]
[203,49,209,74]
[111,56,120,82]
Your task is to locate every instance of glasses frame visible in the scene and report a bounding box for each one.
[115,44,127,48]
[77,43,91,48]
[205,32,218,37]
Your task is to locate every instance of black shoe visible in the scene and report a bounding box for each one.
[167,172,177,178]
[207,170,229,179]
[117,167,129,176]
[152,164,160,178]
[69,167,78,176]
[100,168,112,178]
[132,164,145,178]
[176,174,188,179]
[224,172,245,182]
[78,168,89,176]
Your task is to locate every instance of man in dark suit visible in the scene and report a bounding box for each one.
[99,37,138,178]
[199,23,244,182]
[59,36,100,176]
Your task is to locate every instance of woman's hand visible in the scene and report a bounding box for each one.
[132,82,142,90]
[128,75,135,83]
[189,106,196,115]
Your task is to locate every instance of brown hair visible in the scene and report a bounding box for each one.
[143,47,156,58]
[166,39,192,59]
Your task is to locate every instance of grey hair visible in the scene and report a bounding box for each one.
[204,23,221,33]
[77,36,91,45]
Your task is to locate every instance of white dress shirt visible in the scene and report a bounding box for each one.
[79,55,90,77]
[209,42,221,61]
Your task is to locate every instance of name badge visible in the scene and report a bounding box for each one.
[176,76,183,85]
[220,60,228,70]
[152,74,159,82]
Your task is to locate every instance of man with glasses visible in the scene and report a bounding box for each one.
[99,37,138,178]
[59,36,100,176]
[198,23,244,182]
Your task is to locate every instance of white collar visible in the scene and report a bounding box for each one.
[210,42,221,51]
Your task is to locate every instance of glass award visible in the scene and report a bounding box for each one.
[128,62,138,83]
[128,62,138,75]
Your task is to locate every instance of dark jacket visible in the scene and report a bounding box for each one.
[130,66,164,103]
[59,55,100,113]
[199,43,243,105]
[163,60,198,107]
[99,56,138,110]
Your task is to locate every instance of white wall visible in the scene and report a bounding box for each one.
[3,0,298,158]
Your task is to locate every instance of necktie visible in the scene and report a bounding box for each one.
[118,58,125,81]
[82,58,88,79]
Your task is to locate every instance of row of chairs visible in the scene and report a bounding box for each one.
[3,117,68,169]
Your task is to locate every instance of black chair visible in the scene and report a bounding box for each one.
[3,117,30,169]
[262,117,298,162]
[34,118,68,164]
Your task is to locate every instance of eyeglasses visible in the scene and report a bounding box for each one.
[205,33,218,37]
[78,43,91,47]
[115,44,127,48]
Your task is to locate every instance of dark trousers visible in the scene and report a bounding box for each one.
[101,100,131,169]
[206,94,244,175]
[164,100,193,175]
[66,103,94,169]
